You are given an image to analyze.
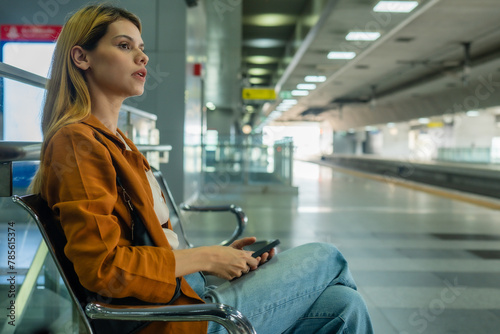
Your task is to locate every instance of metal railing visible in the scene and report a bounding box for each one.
[201,137,294,187]
[437,147,494,164]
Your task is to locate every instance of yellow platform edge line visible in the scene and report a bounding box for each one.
[314,161,500,211]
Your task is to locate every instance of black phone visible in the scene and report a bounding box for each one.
[246,239,280,258]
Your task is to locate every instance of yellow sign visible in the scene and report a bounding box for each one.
[242,88,276,100]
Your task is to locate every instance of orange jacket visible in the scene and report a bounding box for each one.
[41,114,207,333]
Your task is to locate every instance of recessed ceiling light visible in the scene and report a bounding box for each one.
[296,83,317,90]
[248,68,271,76]
[243,14,297,27]
[466,110,480,117]
[243,38,286,48]
[327,51,356,60]
[291,90,309,96]
[246,56,278,64]
[373,1,419,13]
[281,99,298,105]
[304,75,326,82]
[249,77,266,84]
[345,31,381,41]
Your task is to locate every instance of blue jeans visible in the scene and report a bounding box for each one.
[185,243,373,333]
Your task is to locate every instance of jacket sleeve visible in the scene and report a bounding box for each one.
[41,126,179,303]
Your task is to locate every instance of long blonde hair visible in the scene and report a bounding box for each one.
[30,4,141,193]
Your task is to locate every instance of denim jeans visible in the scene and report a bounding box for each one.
[185,243,374,334]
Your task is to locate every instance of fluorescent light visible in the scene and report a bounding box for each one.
[281,99,298,105]
[346,31,381,41]
[243,14,297,27]
[327,51,356,60]
[276,105,291,111]
[418,118,430,124]
[243,38,286,48]
[373,1,419,13]
[249,77,266,84]
[305,75,326,82]
[296,83,317,90]
[248,68,271,75]
[246,55,278,64]
[386,122,395,127]
[466,110,480,117]
[291,90,309,96]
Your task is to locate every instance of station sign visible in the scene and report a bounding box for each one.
[242,87,276,101]
[1,25,62,41]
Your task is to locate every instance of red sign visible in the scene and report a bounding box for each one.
[193,63,202,76]
[1,25,62,41]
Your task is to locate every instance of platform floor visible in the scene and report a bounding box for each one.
[2,160,500,333]
[186,160,500,334]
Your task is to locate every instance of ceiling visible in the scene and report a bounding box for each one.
[241,0,500,131]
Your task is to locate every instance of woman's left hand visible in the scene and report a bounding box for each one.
[230,237,275,266]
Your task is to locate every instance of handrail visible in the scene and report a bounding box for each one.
[0,142,42,162]
[0,62,47,88]
[0,142,172,163]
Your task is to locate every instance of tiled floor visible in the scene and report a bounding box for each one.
[186,160,500,333]
[2,160,500,333]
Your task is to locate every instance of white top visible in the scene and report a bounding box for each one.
[117,132,179,249]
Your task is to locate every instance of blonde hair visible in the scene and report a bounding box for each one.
[30,4,141,193]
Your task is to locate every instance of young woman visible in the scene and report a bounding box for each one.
[31,4,373,334]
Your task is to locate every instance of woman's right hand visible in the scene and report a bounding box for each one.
[203,245,260,280]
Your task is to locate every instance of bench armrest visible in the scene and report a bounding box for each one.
[180,204,248,246]
[85,302,256,334]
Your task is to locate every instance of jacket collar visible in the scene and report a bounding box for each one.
[81,114,151,170]
[81,114,126,149]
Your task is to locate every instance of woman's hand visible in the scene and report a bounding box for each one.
[230,237,276,265]
[173,237,276,280]
[203,245,260,280]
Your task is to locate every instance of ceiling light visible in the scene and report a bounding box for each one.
[466,110,480,117]
[243,14,297,27]
[327,51,356,60]
[248,68,271,76]
[373,1,419,13]
[243,38,286,48]
[418,118,430,124]
[206,102,216,111]
[246,55,278,64]
[276,105,291,111]
[304,75,326,82]
[386,122,395,127]
[281,99,298,105]
[249,77,266,84]
[296,83,317,90]
[346,32,381,41]
[291,90,309,96]
[242,124,252,134]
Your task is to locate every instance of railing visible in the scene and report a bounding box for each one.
[437,147,494,164]
[201,137,294,188]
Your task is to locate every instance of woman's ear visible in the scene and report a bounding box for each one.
[70,45,90,70]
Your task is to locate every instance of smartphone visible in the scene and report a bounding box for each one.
[246,239,280,258]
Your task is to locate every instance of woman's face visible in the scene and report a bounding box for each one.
[84,19,148,100]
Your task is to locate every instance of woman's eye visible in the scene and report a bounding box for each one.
[119,43,130,50]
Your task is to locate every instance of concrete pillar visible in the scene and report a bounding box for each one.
[204,1,242,137]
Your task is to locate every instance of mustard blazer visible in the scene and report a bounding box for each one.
[41,114,207,333]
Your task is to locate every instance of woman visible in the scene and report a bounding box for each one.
[31,4,373,334]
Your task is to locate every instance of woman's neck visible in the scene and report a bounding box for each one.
[89,91,124,134]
